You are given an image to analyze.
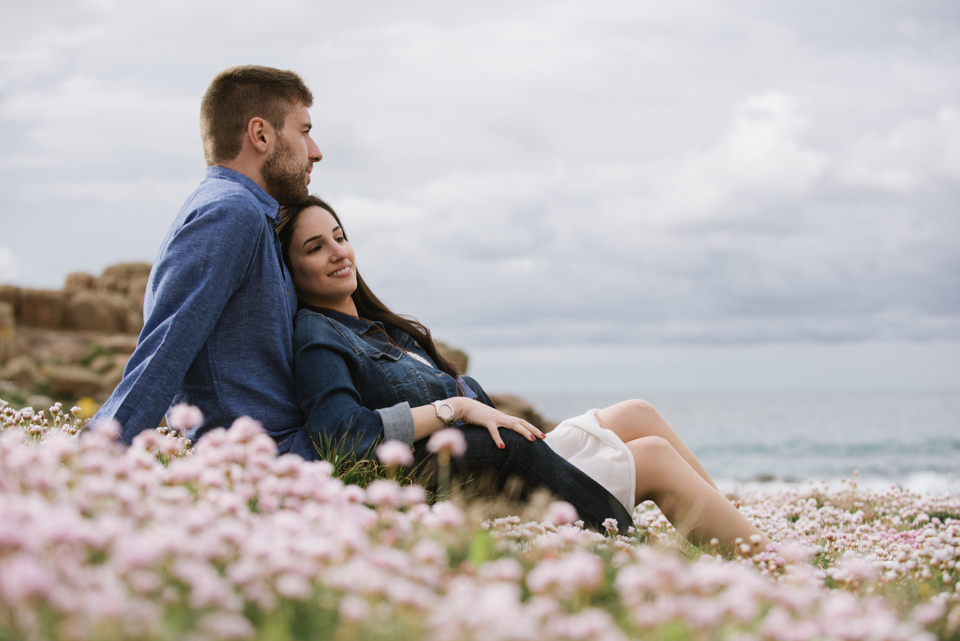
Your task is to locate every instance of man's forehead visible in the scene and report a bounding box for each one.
[287,103,312,125]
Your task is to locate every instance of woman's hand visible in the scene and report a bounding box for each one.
[452,398,545,449]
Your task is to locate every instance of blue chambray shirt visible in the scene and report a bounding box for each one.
[95,166,305,444]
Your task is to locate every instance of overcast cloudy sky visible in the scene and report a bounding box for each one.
[1,1,958,393]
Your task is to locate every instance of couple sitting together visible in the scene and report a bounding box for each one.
[95,65,770,553]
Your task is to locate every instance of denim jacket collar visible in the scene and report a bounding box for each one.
[297,305,388,337]
[205,166,281,225]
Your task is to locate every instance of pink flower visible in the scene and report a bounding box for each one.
[427,428,467,457]
[366,479,403,508]
[377,440,414,467]
[400,485,427,506]
[544,501,579,526]
[167,404,204,434]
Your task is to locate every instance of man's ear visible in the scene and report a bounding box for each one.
[246,117,271,154]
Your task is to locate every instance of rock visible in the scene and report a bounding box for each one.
[0,301,13,363]
[63,290,121,332]
[25,395,54,412]
[41,364,102,399]
[64,272,96,291]
[14,327,94,365]
[488,393,555,431]
[100,357,128,393]
[0,285,17,316]
[0,301,15,331]
[96,334,139,354]
[436,341,469,375]
[18,289,65,329]
[127,275,150,312]
[2,355,41,389]
[89,354,116,374]
[63,291,141,334]
[97,262,152,295]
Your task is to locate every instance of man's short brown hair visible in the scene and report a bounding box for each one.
[200,65,313,165]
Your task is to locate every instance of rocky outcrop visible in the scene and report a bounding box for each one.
[435,341,469,375]
[0,262,148,409]
[0,301,13,363]
[488,393,556,432]
[2,262,149,335]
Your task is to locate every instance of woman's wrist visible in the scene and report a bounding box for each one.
[445,397,470,423]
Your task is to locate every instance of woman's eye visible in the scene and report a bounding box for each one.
[335,236,345,243]
[307,244,322,254]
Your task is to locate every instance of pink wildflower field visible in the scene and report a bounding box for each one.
[1,399,958,641]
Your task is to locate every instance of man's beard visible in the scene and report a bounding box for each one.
[261,135,310,206]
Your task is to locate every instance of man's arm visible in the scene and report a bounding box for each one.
[94,194,264,443]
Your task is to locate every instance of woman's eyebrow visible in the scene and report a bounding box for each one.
[301,227,342,247]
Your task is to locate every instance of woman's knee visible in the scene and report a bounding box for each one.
[625,398,659,420]
[628,435,679,468]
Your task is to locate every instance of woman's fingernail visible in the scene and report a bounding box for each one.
[499,443,505,449]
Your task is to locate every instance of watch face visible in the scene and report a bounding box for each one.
[435,401,455,423]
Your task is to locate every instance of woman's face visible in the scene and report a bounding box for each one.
[288,206,358,315]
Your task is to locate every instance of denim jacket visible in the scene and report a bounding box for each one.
[290,307,475,457]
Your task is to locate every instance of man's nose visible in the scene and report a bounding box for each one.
[308,136,322,163]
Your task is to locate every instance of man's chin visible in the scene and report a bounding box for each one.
[269,182,310,206]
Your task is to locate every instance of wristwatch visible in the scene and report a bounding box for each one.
[432,400,456,426]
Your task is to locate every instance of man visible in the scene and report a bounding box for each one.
[95,65,323,444]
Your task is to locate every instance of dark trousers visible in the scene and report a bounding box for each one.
[415,377,633,534]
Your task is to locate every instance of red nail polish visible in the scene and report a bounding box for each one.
[499,443,505,449]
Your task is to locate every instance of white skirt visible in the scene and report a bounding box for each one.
[543,409,636,513]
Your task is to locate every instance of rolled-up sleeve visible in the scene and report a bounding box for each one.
[293,314,395,455]
[376,402,415,445]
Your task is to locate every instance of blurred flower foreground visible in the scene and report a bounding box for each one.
[2,400,959,641]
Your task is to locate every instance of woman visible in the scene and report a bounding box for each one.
[278,196,771,552]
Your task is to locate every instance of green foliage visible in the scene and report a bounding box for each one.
[311,434,431,491]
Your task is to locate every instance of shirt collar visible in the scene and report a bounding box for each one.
[205,166,281,224]
[298,305,386,335]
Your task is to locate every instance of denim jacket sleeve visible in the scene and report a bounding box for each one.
[95,192,262,443]
[293,312,411,454]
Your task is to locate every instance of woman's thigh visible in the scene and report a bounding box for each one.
[595,399,671,443]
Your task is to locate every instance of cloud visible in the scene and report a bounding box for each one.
[0,246,18,282]
[652,93,829,225]
[0,0,958,360]
[837,106,960,191]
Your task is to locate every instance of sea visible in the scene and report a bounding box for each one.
[521,390,960,496]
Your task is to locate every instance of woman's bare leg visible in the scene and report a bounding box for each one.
[628,435,772,554]
[596,400,719,490]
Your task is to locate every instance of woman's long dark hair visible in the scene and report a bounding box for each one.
[278,195,460,380]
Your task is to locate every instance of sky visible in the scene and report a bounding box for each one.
[1,0,958,394]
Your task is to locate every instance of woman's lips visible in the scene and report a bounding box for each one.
[329,265,352,277]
